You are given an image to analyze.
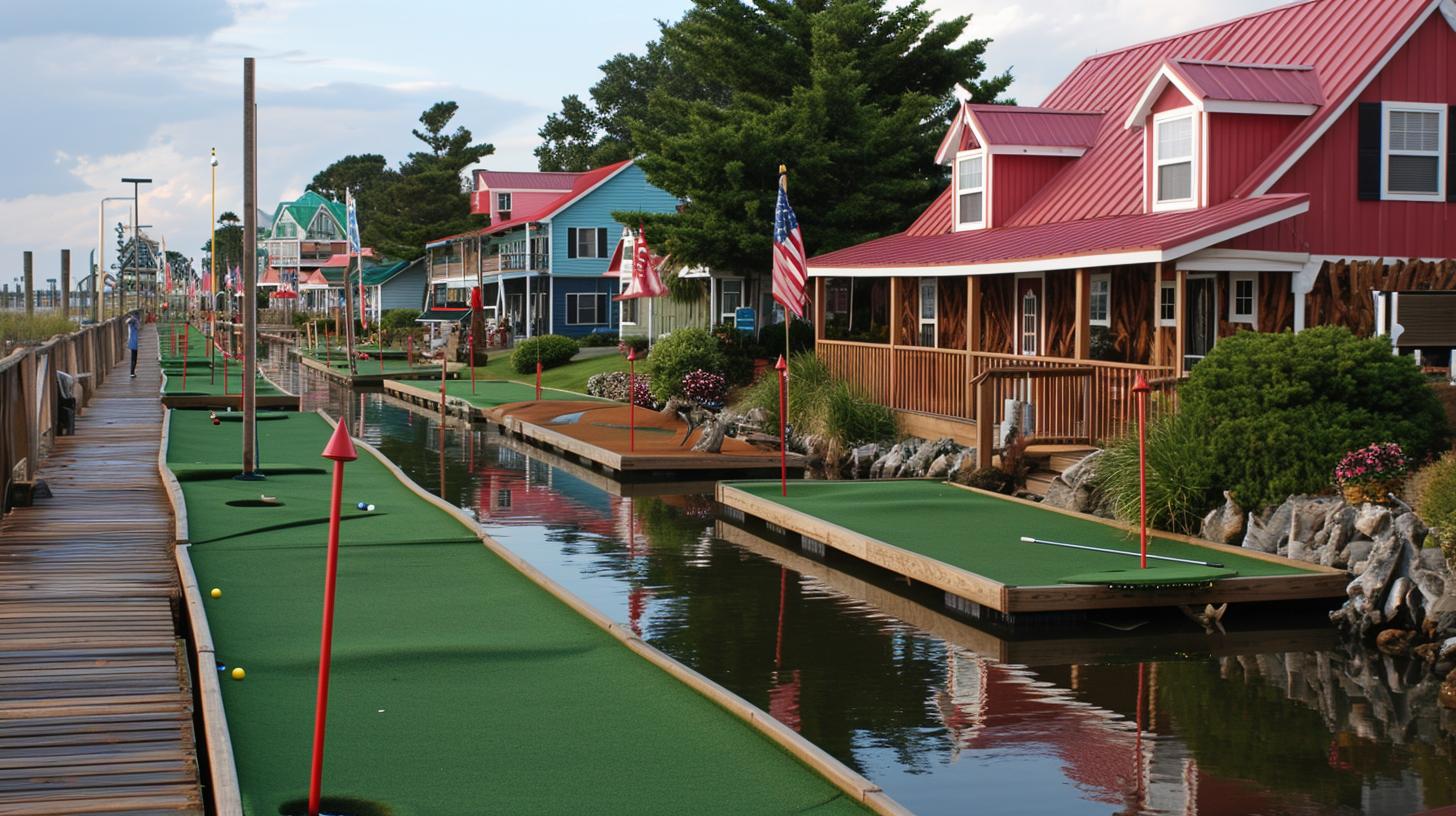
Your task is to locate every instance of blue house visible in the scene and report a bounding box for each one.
[423,160,679,339]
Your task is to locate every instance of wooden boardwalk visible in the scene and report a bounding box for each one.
[0,326,203,815]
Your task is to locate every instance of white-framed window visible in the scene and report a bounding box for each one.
[719,278,743,323]
[1159,281,1177,327]
[1152,111,1196,210]
[956,151,985,230]
[1382,102,1447,200]
[918,278,937,347]
[569,227,607,259]
[1020,288,1039,356]
[1230,272,1258,325]
[497,192,512,213]
[619,278,639,324]
[565,292,608,325]
[1089,273,1111,327]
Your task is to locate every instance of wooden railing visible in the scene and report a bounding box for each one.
[1,317,126,513]
[892,346,968,418]
[816,339,1173,450]
[819,340,890,404]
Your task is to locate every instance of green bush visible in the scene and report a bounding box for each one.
[1414,452,1456,560]
[647,328,726,400]
[710,327,757,385]
[1094,411,1218,535]
[510,334,579,375]
[735,352,896,448]
[1177,327,1448,510]
[580,331,619,348]
[756,320,816,358]
[381,309,420,332]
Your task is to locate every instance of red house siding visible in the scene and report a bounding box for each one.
[990,155,1068,227]
[1206,114,1300,205]
[1232,14,1456,257]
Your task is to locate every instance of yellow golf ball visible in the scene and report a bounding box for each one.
[231,667,246,681]
[210,588,222,599]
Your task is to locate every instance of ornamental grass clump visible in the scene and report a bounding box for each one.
[1093,411,1218,535]
[1413,452,1456,567]
[734,352,896,448]
[1332,442,1409,504]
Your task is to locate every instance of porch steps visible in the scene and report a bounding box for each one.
[1021,444,1098,498]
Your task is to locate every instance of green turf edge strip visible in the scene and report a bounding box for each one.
[321,410,912,816]
[158,409,245,816]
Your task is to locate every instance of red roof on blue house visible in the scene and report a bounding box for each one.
[429,160,634,247]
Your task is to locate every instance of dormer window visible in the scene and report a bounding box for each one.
[956,151,985,230]
[1153,111,1196,210]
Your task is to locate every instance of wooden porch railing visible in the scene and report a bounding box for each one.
[1,316,126,513]
[816,339,1174,451]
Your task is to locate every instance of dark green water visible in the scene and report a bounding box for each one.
[277,351,1456,816]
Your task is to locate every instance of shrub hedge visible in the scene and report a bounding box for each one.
[510,334,579,374]
[647,328,726,401]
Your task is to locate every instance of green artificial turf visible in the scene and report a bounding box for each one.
[469,351,626,396]
[435,379,598,409]
[726,480,1315,587]
[169,411,867,816]
[157,322,287,397]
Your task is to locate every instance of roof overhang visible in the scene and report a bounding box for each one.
[808,196,1308,278]
[1125,62,1319,129]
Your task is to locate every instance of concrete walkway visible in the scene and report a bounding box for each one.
[0,325,202,815]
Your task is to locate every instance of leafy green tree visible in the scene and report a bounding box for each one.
[539,0,1011,272]
[304,102,494,260]
[200,211,244,278]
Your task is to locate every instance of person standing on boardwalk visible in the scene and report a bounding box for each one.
[126,311,140,378]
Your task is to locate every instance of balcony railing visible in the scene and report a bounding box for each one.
[817,339,1175,453]
[499,253,550,272]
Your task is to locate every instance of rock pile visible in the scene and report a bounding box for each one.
[1040,451,1115,518]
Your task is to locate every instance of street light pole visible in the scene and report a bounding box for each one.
[121,177,152,315]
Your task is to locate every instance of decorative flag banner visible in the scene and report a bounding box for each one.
[164,258,172,294]
[772,179,807,319]
[613,223,666,301]
[345,191,361,254]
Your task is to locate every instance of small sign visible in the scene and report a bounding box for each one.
[734,307,756,333]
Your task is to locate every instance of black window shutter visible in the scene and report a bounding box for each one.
[1357,102,1382,201]
[597,228,608,259]
[567,228,577,259]
[1448,105,1456,202]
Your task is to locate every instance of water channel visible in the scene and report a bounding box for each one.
[264,345,1456,815]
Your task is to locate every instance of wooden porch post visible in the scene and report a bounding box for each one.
[888,276,899,410]
[1174,267,1187,377]
[967,275,980,423]
[1074,268,1090,360]
[814,277,824,342]
[1151,263,1164,367]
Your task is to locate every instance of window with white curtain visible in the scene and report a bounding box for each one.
[1153,112,1195,208]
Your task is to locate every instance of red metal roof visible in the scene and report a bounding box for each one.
[1169,59,1325,105]
[810,193,1308,270]
[1000,0,1432,227]
[475,170,582,191]
[968,105,1103,148]
[430,160,634,245]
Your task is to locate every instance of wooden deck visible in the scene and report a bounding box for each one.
[0,326,203,815]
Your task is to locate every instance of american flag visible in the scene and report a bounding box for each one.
[772,182,807,318]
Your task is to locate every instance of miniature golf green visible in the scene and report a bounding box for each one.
[158,322,287,397]
[725,480,1315,587]
[435,378,600,408]
[168,411,869,816]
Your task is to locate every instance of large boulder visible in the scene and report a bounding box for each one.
[1286,496,1343,563]
[848,443,882,479]
[1200,491,1245,545]
[1243,499,1297,553]
[1041,451,1108,516]
[1354,503,1393,538]
[902,438,958,479]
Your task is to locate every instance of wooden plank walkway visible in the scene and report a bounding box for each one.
[0,325,203,815]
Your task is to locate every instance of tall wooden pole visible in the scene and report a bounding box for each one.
[240,57,261,478]
[211,148,218,383]
[60,250,71,320]
[23,252,33,317]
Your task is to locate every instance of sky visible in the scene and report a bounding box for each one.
[0,0,1279,290]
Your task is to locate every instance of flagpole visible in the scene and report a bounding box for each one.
[210,148,217,383]
[778,165,791,419]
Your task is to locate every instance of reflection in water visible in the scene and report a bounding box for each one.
[275,346,1456,816]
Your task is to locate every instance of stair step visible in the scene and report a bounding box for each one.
[1024,470,1058,496]
[1049,451,1096,472]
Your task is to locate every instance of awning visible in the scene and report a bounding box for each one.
[417,306,472,323]
[808,193,1309,277]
